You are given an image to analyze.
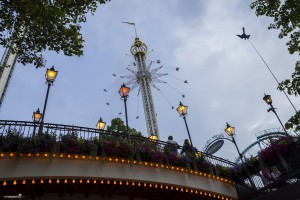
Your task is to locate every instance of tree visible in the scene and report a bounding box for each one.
[0,0,109,68]
[107,117,143,137]
[250,0,300,132]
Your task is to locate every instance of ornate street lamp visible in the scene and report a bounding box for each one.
[263,94,272,105]
[263,94,289,136]
[224,122,235,136]
[224,123,244,162]
[224,123,256,188]
[46,66,58,83]
[33,108,42,123]
[119,83,131,145]
[96,117,106,131]
[176,101,188,117]
[176,101,197,169]
[39,66,58,133]
[32,108,42,139]
[96,117,106,141]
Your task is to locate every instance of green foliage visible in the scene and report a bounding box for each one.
[250,0,300,133]
[107,117,143,136]
[1,129,23,152]
[250,0,300,54]
[0,0,109,68]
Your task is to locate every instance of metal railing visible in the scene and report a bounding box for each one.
[0,120,235,170]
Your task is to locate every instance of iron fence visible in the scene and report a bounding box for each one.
[0,120,235,170]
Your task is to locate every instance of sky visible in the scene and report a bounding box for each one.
[0,0,299,162]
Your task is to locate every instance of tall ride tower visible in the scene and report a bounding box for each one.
[0,47,17,108]
[130,38,159,138]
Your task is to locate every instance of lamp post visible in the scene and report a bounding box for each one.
[224,123,244,162]
[119,83,131,145]
[32,108,42,139]
[96,117,106,140]
[263,94,289,136]
[38,66,58,134]
[176,101,197,169]
[225,122,256,188]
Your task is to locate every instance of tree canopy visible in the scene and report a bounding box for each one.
[250,0,300,132]
[107,117,143,137]
[0,0,109,68]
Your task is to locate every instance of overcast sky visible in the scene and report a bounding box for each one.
[0,0,299,162]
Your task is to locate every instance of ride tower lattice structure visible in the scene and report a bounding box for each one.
[130,37,159,139]
[0,46,18,108]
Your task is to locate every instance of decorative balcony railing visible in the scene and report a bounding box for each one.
[0,120,235,173]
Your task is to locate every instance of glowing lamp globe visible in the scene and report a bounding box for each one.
[225,123,235,136]
[46,66,58,83]
[96,118,106,130]
[176,102,188,117]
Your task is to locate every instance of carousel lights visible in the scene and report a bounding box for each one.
[0,152,234,187]
[0,152,234,197]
